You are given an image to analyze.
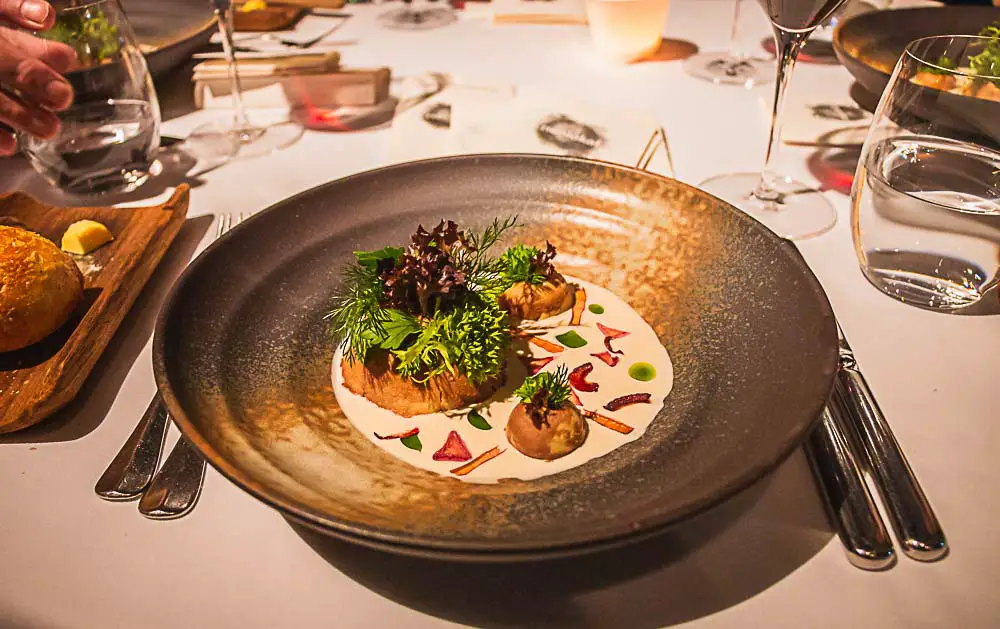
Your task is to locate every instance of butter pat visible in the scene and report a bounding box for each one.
[62,220,114,255]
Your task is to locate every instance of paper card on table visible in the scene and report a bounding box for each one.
[450,88,671,176]
[387,78,515,164]
[491,0,588,25]
[782,72,873,147]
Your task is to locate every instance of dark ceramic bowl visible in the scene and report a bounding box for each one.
[834,7,1000,146]
[153,155,839,561]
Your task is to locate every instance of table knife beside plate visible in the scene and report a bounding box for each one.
[833,323,948,561]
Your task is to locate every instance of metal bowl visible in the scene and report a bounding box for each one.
[153,155,839,561]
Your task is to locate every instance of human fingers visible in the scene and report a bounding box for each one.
[7,57,73,110]
[0,27,79,75]
[0,0,55,30]
[0,126,15,156]
[0,88,59,139]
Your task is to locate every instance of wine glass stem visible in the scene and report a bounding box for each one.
[725,0,743,57]
[214,6,251,132]
[755,26,807,202]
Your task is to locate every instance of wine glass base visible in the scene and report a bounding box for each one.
[187,118,303,161]
[683,52,774,87]
[377,7,456,30]
[699,172,837,240]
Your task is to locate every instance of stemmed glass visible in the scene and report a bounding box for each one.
[683,0,773,87]
[187,0,302,159]
[700,0,849,240]
[377,0,457,31]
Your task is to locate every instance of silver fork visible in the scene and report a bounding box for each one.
[137,212,244,520]
[94,213,242,517]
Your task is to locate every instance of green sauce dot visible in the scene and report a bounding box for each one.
[555,330,588,348]
[628,362,656,382]
[588,304,605,315]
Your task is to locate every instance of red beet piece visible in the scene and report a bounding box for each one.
[569,362,599,392]
[374,428,420,440]
[590,351,621,367]
[433,430,473,462]
[603,393,652,411]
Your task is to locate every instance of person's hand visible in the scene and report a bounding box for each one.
[0,0,79,156]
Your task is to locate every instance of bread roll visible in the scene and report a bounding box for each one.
[0,226,84,352]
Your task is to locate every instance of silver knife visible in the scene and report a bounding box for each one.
[805,405,895,570]
[833,321,948,561]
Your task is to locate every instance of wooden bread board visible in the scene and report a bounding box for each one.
[0,186,189,434]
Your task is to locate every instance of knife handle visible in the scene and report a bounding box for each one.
[805,407,895,570]
[834,369,948,561]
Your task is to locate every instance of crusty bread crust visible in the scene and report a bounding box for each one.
[0,226,84,352]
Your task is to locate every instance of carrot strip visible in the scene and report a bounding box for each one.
[583,410,634,435]
[570,286,587,325]
[526,335,564,353]
[374,428,420,440]
[451,447,505,476]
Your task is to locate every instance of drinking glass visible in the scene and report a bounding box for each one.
[585,0,671,63]
[188,0,302,159]
[683,0,773,87]
[851,35,1000,312]
[699,0,848,240]
[377,0,457,30]
[19,0,160,194]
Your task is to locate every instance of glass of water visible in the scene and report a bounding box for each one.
[851,35,1000,312]
[19,0,160,195]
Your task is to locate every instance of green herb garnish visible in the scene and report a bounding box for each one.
[400,434,422,451]
[39,8,121,65]
[326,218,517,384]
[920,54,957,75]
[969,21,1000,87]
[467,410,492,430]
[555,330,587,348]
[514,364,572,411]
[500,242,557,286]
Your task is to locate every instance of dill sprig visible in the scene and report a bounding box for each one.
[515,364,572,410]
[326,217,517,383]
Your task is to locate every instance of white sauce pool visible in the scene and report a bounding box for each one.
[331,277,674,484]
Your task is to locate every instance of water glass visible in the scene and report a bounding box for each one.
[851,35,1000,312]
[20,0,161,195]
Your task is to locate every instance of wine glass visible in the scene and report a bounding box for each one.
[377,0,457,31]
[699,0,849,240]
[851,35,1000,312]
[20,0,160,194]
[187,0,302,159]
[683,0,773,87]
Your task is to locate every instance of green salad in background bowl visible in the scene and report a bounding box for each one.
[38,6,122,66]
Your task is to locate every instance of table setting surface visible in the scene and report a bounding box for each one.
[1,1,999,628]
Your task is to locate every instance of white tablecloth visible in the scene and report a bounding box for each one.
[2,2,999,628]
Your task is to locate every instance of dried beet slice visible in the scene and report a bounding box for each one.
[569,362,599,392]
[596,323,629,339]
[590,351,621,367]
[432,430,472,462]
[520,355,555,375]
[604,393,652,411]
[374,428,420,440]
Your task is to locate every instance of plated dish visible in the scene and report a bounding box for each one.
[154,155,838,560]
[328,219,674,482]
